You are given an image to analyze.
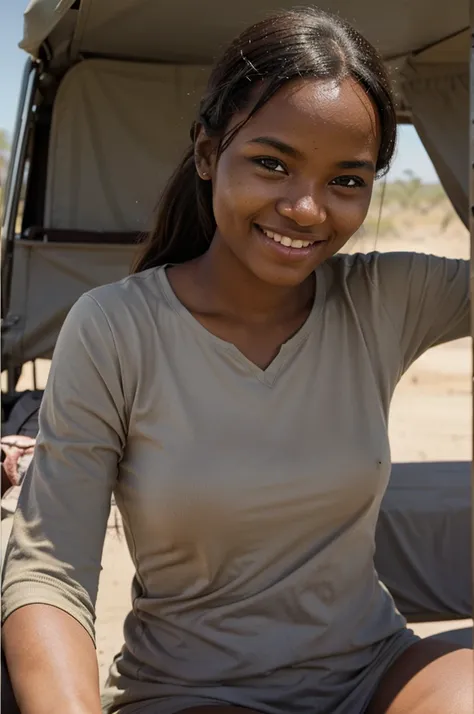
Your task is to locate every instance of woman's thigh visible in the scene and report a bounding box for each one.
[366,638,473,714]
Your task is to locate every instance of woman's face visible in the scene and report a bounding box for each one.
[199,76,381,287]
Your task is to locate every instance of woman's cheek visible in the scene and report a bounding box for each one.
[215,171,273,218]
[329,194,371,236]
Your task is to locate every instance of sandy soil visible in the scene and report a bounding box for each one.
[3,224,472,686]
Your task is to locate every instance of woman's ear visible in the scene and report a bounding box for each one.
[194,123,217,181]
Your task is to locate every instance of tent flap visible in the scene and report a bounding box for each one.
[2,240,136,367]
[44,59,208,232]
[20,0,76,57]
[401,61,469,225]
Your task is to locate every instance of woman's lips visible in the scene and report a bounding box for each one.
[254,223,327,260]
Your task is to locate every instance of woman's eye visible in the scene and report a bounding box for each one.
[330,175,366,188]
[253,157,287,174]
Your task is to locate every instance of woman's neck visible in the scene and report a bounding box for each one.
[190,237,315,327]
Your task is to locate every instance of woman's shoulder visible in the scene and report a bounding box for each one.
[325,250,386,281]
[328,250,421,273]
[323,251,387,294]
[63,267,168,357]
[85,266,164,315]
[325,250,468,289]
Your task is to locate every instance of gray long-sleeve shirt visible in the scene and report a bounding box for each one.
[2,252,470,714]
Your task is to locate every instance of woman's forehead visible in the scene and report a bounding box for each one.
[235,77,380,155]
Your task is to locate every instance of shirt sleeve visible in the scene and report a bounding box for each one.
[1,293,128,644]
[372,252,470,374]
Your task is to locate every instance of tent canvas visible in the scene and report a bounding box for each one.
[19,0,469,66]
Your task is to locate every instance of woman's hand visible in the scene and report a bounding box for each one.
[1,436,36,496]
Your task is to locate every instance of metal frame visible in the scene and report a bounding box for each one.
[1,58,38,316]
[1,59,39,393]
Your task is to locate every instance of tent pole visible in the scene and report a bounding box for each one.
[1,59,37,321]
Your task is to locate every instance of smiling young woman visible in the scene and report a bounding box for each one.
[1,7,472,714]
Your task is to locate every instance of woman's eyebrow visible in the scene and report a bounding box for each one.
[337,159,375,172]
[247,138,375,172]
[247,137,302,158]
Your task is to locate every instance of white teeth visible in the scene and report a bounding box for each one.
[261,227,313,249]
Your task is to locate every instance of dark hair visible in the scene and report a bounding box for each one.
[133,6,397,273]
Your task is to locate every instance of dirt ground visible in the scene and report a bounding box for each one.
[3,223,473,685]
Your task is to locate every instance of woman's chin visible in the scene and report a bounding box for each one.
[242,257,317,288]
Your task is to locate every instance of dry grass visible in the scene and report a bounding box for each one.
[351,178,467,256]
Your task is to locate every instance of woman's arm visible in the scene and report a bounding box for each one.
[1,291,128,713]
[3,605,101,714]
[373,252,469,372]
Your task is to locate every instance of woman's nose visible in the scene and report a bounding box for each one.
[276,193,327,227]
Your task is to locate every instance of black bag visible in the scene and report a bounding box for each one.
[2,390,43,439]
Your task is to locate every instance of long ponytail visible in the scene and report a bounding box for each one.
[131,145,215,273]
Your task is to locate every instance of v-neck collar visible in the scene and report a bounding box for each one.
[157,265,326,387]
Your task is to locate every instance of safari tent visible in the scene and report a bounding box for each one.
[0,0,471,632]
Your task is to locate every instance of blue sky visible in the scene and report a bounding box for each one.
[1,2,439,183]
